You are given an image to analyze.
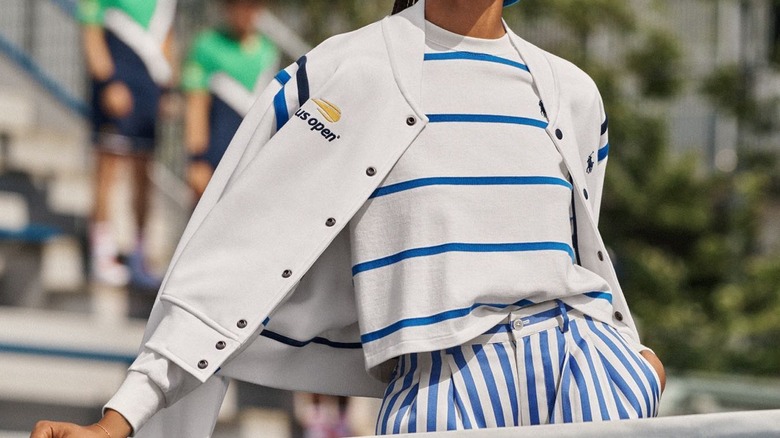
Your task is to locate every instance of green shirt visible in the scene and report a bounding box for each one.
[182,29,280,93]
[77,0,158,29]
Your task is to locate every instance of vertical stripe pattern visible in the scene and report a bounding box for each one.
[376,305,660,434]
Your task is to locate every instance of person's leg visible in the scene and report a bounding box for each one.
[376,333,522,434]
[90,149,129,286]
[126,153,161,289]
[130,153,152,232]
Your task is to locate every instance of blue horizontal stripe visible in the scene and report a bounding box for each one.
[598,143,610,162]
[427,114,549,129]
[260,330,362,349]
[370,176,572,199]
[424,52,530,72]
[362,299,536,344]
[0,224,62,242]
[601,116,609,135]
[584,291,613,303]
[353,242,575,276]
[0,342,135,364]
[274,69,292,85]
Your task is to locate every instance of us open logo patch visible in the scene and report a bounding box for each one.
[294,98,343,142]
[313,98,341,123]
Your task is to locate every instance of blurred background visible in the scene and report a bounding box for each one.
[0,0,779,436]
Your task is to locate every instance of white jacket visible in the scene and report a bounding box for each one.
[121,2,644,435]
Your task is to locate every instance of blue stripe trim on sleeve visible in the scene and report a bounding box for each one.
[601,116,609,135]
[427,114,548,129]
[274,69,292,85]
[273,88,289,131]
[260,329,363,349]
[370,176,572,199]
[361,299,536,344]
[584,291,613,303]
[272,69,294,131]
[295,55,310,106]
[424,51,530,72]
[598,143,610,162]
[353,242,575,276]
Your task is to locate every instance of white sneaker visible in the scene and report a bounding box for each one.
[90,222,129,287]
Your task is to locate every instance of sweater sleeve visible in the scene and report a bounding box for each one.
[104,59,308,433]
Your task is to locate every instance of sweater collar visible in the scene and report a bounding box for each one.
[380,0,560,126]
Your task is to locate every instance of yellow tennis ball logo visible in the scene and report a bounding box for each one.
[313,98,342,123]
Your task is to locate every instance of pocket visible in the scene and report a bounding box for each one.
[581,318,660,418]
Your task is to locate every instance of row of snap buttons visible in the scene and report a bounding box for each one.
[198,115,418,372]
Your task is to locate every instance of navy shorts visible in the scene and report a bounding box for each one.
[191,95,243,170]
[91,31,162,154]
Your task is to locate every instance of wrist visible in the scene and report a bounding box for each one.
[100,409,133,438]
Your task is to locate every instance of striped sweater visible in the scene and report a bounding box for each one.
[351,22,613,370]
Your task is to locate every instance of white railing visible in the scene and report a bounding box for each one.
[367,409,780,437]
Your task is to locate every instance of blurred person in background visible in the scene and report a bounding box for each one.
[182,0,280,201]
[78,0,177,288]
[33,0,666,436]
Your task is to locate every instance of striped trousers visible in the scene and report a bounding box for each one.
[376,301,661,434]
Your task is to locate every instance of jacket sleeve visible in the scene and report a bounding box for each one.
[105,59,308,434]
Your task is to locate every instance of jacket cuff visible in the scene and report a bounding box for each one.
[104,371,165,436]
[145,298,242,382]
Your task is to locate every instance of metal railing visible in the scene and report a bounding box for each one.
[0,0,87,117]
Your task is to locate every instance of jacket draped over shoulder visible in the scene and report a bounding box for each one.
[120,2,643,435]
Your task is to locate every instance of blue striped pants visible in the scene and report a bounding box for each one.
[376,301,661,434]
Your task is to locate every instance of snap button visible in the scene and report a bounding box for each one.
[215,341,226,350]
[198,360,209,369]
[597,251,605,261]
[583,189,589,200]
[237,319,248,329]
[325,218,336,227]
[511,319,524,331]
[282,269,293,278]
[614,311,624,322]
[406,116,417,126]
[556,129,564,140]
[366,167,377,177]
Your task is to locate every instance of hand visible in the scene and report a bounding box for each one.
[100,81,134,118]
[31,410,132,438]
[640,349,666,393]
[30,422,112,438]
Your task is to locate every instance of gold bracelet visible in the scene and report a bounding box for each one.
[94,423,111,438]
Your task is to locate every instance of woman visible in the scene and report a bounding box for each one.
[32,1,664,436]
[79,0,177,289]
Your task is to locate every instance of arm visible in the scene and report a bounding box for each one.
[162,29,178,87]
[184,91,211,155]
[82,25,114,82]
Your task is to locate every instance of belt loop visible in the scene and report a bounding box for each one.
[556,300,570,333]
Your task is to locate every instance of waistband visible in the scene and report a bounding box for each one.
[463,300,580,346]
